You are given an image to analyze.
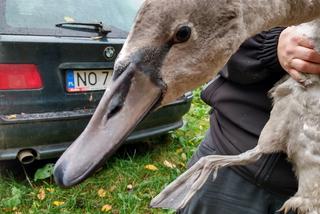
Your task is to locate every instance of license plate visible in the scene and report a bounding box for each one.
[66,69,113,92]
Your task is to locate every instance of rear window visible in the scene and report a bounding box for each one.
[0,0,143,38]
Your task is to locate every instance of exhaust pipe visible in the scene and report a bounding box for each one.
[17,149,36,165]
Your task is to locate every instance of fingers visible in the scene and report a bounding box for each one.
[287,68,305,82]
[296,35,315,49]
[295,35,315,49]
[286,68,313,87]
[293,46,320,63]
[290,58,320,74]
[277,27,320,77]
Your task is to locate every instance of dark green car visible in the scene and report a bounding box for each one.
[0,0,192,164]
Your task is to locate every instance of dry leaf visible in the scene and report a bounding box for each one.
[127,184,133,191]
[181,153,187,161]
[46,188,54,193]
[178,161,186,168]
[89,94,93,102]
[6,114,16,119]
[144,164,158,171]
[64,16,75,22]
[52,201,65,206]
[98,188,106,198]
[37,188,46,201]
[176,148,183,154]
[101,204,112,212]
[163,160,176,169]
[109,185,116,192]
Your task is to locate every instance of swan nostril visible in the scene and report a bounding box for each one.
[106,64,136,120]
[106,94,124,119]
[113,62,130,81]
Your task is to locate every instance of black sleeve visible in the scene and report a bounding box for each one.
[220,27,286,84]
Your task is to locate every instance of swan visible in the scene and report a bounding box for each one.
[150,20,320,214]
[54,0,320,213]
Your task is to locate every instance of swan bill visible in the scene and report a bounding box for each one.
[53,64,162,187]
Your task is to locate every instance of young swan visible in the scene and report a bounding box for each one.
[151,20,320,214]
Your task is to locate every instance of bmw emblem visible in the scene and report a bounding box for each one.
[103,46,116,60]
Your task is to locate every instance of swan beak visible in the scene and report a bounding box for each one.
[54,63,162,187]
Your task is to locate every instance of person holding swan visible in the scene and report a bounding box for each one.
[178,26,320,214]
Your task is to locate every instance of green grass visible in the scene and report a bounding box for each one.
[0,89,210,214]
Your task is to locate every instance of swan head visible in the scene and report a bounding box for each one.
[118,0,245,104]
[54,0,247,187]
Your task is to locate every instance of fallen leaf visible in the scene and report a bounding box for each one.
[64,16,75,22]
[46,188,54,193]
[176,148,183,154]
[6,115,16,119]
[37,188,45,201]
[31,201,40,210]
[178,162,186,168]
[163,160,176,169]
[109,185,116,192]
[181,153,187,161]
[127,184,133,191]
[144,164,158,171]
[98,188,106,198]
[52,201,65,206]
[101,204,112,212]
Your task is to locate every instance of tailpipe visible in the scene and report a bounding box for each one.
[17,149,37,165]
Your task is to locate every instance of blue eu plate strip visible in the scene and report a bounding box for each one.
[66,70,75,89]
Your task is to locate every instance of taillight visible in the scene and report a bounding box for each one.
[0,64,43,90]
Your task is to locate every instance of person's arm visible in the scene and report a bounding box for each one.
[220,27,286,84]
[277,26,320,81]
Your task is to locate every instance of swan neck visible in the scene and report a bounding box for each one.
[241,0,320,36]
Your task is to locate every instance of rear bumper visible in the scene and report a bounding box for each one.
[0,93,192,160]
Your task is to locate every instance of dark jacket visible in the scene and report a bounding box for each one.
[201,27,298,196]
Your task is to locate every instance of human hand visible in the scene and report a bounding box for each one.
[277,26,320,82]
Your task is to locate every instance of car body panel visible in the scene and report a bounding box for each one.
[0,94,192,160]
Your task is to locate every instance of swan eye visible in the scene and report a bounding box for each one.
[174,26,191,43]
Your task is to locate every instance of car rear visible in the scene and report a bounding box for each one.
[0,0,192,162]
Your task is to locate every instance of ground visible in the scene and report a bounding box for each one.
[0,89,209,214]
